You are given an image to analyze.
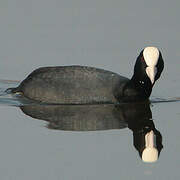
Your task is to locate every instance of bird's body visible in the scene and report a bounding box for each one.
[9,47,164,104]
[11,66,129,104]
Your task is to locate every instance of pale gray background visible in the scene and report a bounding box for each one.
[0,0,180,179]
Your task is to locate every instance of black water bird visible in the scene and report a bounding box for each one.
[9,47,164,104]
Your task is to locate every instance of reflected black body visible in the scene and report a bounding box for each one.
[20,102,163,161]
[20,104,127,131]
[20,103,154,131]
[127,113,163,158]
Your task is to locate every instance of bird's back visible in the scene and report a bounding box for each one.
[14,66,129,104]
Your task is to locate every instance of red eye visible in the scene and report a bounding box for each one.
[141,57,144,61]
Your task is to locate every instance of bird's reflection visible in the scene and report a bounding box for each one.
[125,105,163,163]
[20,102,163,163]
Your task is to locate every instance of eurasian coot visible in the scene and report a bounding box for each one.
[9,47,164,104]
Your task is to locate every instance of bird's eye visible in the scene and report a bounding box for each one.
[141,56,144,61]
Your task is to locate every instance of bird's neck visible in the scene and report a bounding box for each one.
[129,75,153,99]
[114,75,153,102]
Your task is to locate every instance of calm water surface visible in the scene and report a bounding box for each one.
[0,82,179,180]
[0,0,180,179]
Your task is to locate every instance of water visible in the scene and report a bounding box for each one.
[0,0,180,179]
